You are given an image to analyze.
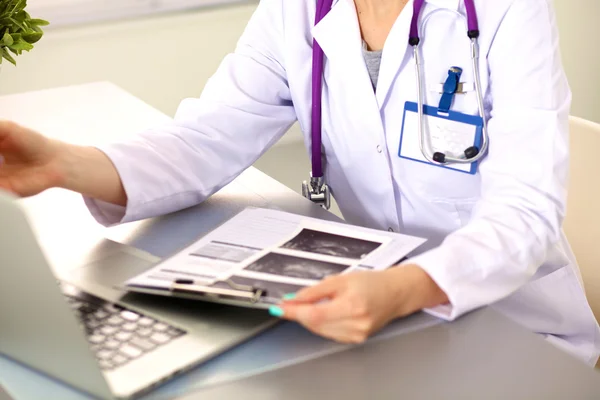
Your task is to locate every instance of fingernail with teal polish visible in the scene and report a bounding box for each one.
[269,306,284,317]
[282,293,296,300]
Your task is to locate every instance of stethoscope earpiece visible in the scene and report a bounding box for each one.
[433,152,446,163]
[464,146,479,159]
[432,146,480,165]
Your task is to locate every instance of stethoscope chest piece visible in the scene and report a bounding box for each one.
[302,176,331,210]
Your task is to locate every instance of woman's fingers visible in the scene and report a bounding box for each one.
[281,275,342,304]
[277,294,357,325]
[276,301,375,344]
[303,318,372,344]
[269,271,402,344]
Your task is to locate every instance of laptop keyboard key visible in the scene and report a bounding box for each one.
[89,334,106,344]
[112,354,128,366]
[87,319,102,329]
[167,327,185,337]
[94,310,109,320]
[120,344,143,359]
[107,316,124,326]
[150,333,170,345]
[138,317,154,327]
[115,332,133,342]
[121,311,140,321]
[99,360,113,370]
[138,328,152,337]
[130,337,156,351]
[100,326,118,336]
[122,323,138,332]
[97,350,114,360]
[104,340,120,350]
[154,323,168,332]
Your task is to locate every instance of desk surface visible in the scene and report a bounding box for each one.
[1,82,599,400]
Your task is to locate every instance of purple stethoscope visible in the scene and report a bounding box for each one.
[302,0,489,209]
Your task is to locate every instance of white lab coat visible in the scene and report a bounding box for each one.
[85,0,600,365]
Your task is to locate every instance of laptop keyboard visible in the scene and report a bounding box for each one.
[61,284,187,371]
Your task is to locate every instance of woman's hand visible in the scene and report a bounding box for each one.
[270,264,448,344]
[0,120,65,197]
[0,120,127,205]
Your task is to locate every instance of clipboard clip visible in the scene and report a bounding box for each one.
[170,279,266,304]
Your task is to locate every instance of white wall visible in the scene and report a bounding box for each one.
[0,3,257,118]
[554,0,600,123]
[0,0,597,127]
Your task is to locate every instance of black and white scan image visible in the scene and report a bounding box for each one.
[243,252,349,280]
[280,228,382,259]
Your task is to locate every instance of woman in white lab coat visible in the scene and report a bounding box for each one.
[1,0,599,366]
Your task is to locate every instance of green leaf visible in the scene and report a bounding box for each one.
[8,37,33,51]
[9,17,26,31]
[21,31,41,43]
[2,47,16,65]
[28,18,49,26]
[2,31,13,46]
[13,0,26,13]
[15,11,27,22]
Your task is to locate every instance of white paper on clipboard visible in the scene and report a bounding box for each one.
[124,207,427,305]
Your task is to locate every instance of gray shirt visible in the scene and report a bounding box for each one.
[362,42,383,90]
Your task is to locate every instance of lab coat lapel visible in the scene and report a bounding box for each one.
[312,0,384,143]
[312,0,367,90]
[375,5,413,108]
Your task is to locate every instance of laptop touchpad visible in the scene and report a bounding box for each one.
[67,247,159,290]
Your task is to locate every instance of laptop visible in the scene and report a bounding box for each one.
[0,190,277,399]
[0,385,14,400]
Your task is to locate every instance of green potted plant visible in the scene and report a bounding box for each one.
[0,0,48,66]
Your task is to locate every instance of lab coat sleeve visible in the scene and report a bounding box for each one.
[83,0,296,226]
[405,0,571,320]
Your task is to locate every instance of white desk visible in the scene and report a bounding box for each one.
[1,83,599,400]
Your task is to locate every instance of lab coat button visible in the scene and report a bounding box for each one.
[377,145,383,153]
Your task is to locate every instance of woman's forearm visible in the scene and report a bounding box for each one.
[57,142,128,207]
[386,264,450,318]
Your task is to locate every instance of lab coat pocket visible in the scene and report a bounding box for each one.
[411,162,482,201]
[418,197,478,235]
[402,160,481,232]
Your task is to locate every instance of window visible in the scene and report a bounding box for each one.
[26,0,252,27]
